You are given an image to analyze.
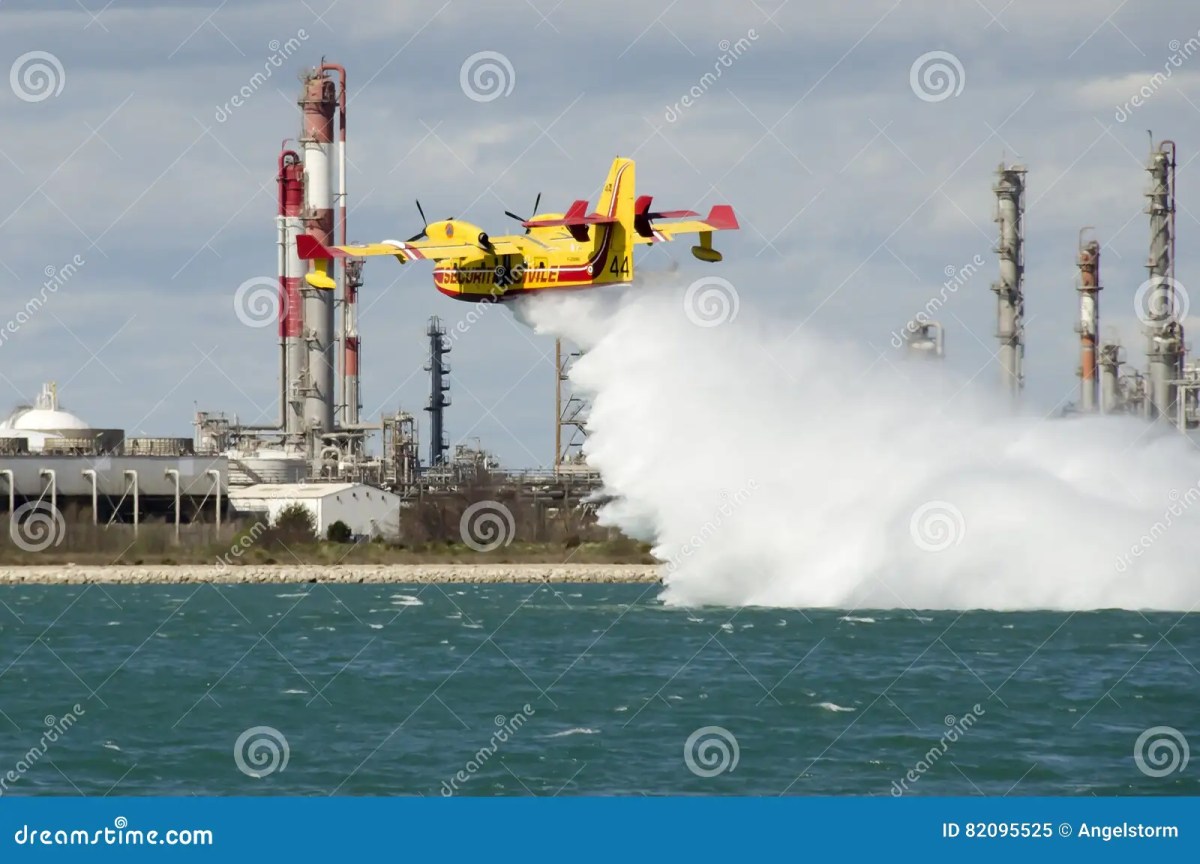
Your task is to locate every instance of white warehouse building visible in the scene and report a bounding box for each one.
[228,483,401,539]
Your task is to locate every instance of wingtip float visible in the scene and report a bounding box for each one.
[295,157,738,302]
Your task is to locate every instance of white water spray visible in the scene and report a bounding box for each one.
[516,282,1200,611]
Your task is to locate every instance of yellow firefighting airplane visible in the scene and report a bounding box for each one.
[296,157,738,302]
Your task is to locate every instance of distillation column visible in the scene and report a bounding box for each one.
[277,149,306,442]
[425,317,450,467]
[992,164,1027,400]
[1077,231,1101,413]
[299,68,338,443]
[1099,343,1122,414]
[1144,139,1182,423]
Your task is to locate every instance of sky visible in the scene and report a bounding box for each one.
[1,0,1199,467]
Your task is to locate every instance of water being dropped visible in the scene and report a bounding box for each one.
[517,281,1200,611]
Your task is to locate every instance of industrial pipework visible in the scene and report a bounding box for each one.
[901,320,944,360]
[992,163,1027,401]
[1144,138,1183,424]
[1076,230,1101,413]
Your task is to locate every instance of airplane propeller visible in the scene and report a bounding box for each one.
[406,199,429,242]
[504,193,542,233]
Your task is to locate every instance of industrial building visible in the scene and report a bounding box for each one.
[227,483,402,540]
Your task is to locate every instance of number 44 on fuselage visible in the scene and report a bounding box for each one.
[295,157,738,303]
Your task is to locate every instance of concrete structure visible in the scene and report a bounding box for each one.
[228,482,400,539]
[992,164,1026,400]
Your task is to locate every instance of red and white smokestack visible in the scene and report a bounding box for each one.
[319,62,358,427]
[277,147,305,439]
[1077,230,1101,413]
[299,68,337,435]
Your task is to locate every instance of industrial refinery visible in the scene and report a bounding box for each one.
[1,57,1195,546]
[0,62,600,546]
[901,138,1199,432]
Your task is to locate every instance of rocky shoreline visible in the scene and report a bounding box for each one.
[0,564,662,585]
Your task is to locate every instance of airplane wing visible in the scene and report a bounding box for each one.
[296,235,530,262]
[634,205,739,244]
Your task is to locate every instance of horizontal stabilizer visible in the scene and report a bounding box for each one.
[296,235,347,260]
[703,204,738,231]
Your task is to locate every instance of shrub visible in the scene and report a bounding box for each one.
[269,503,317,547]
[326,520,353,543]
